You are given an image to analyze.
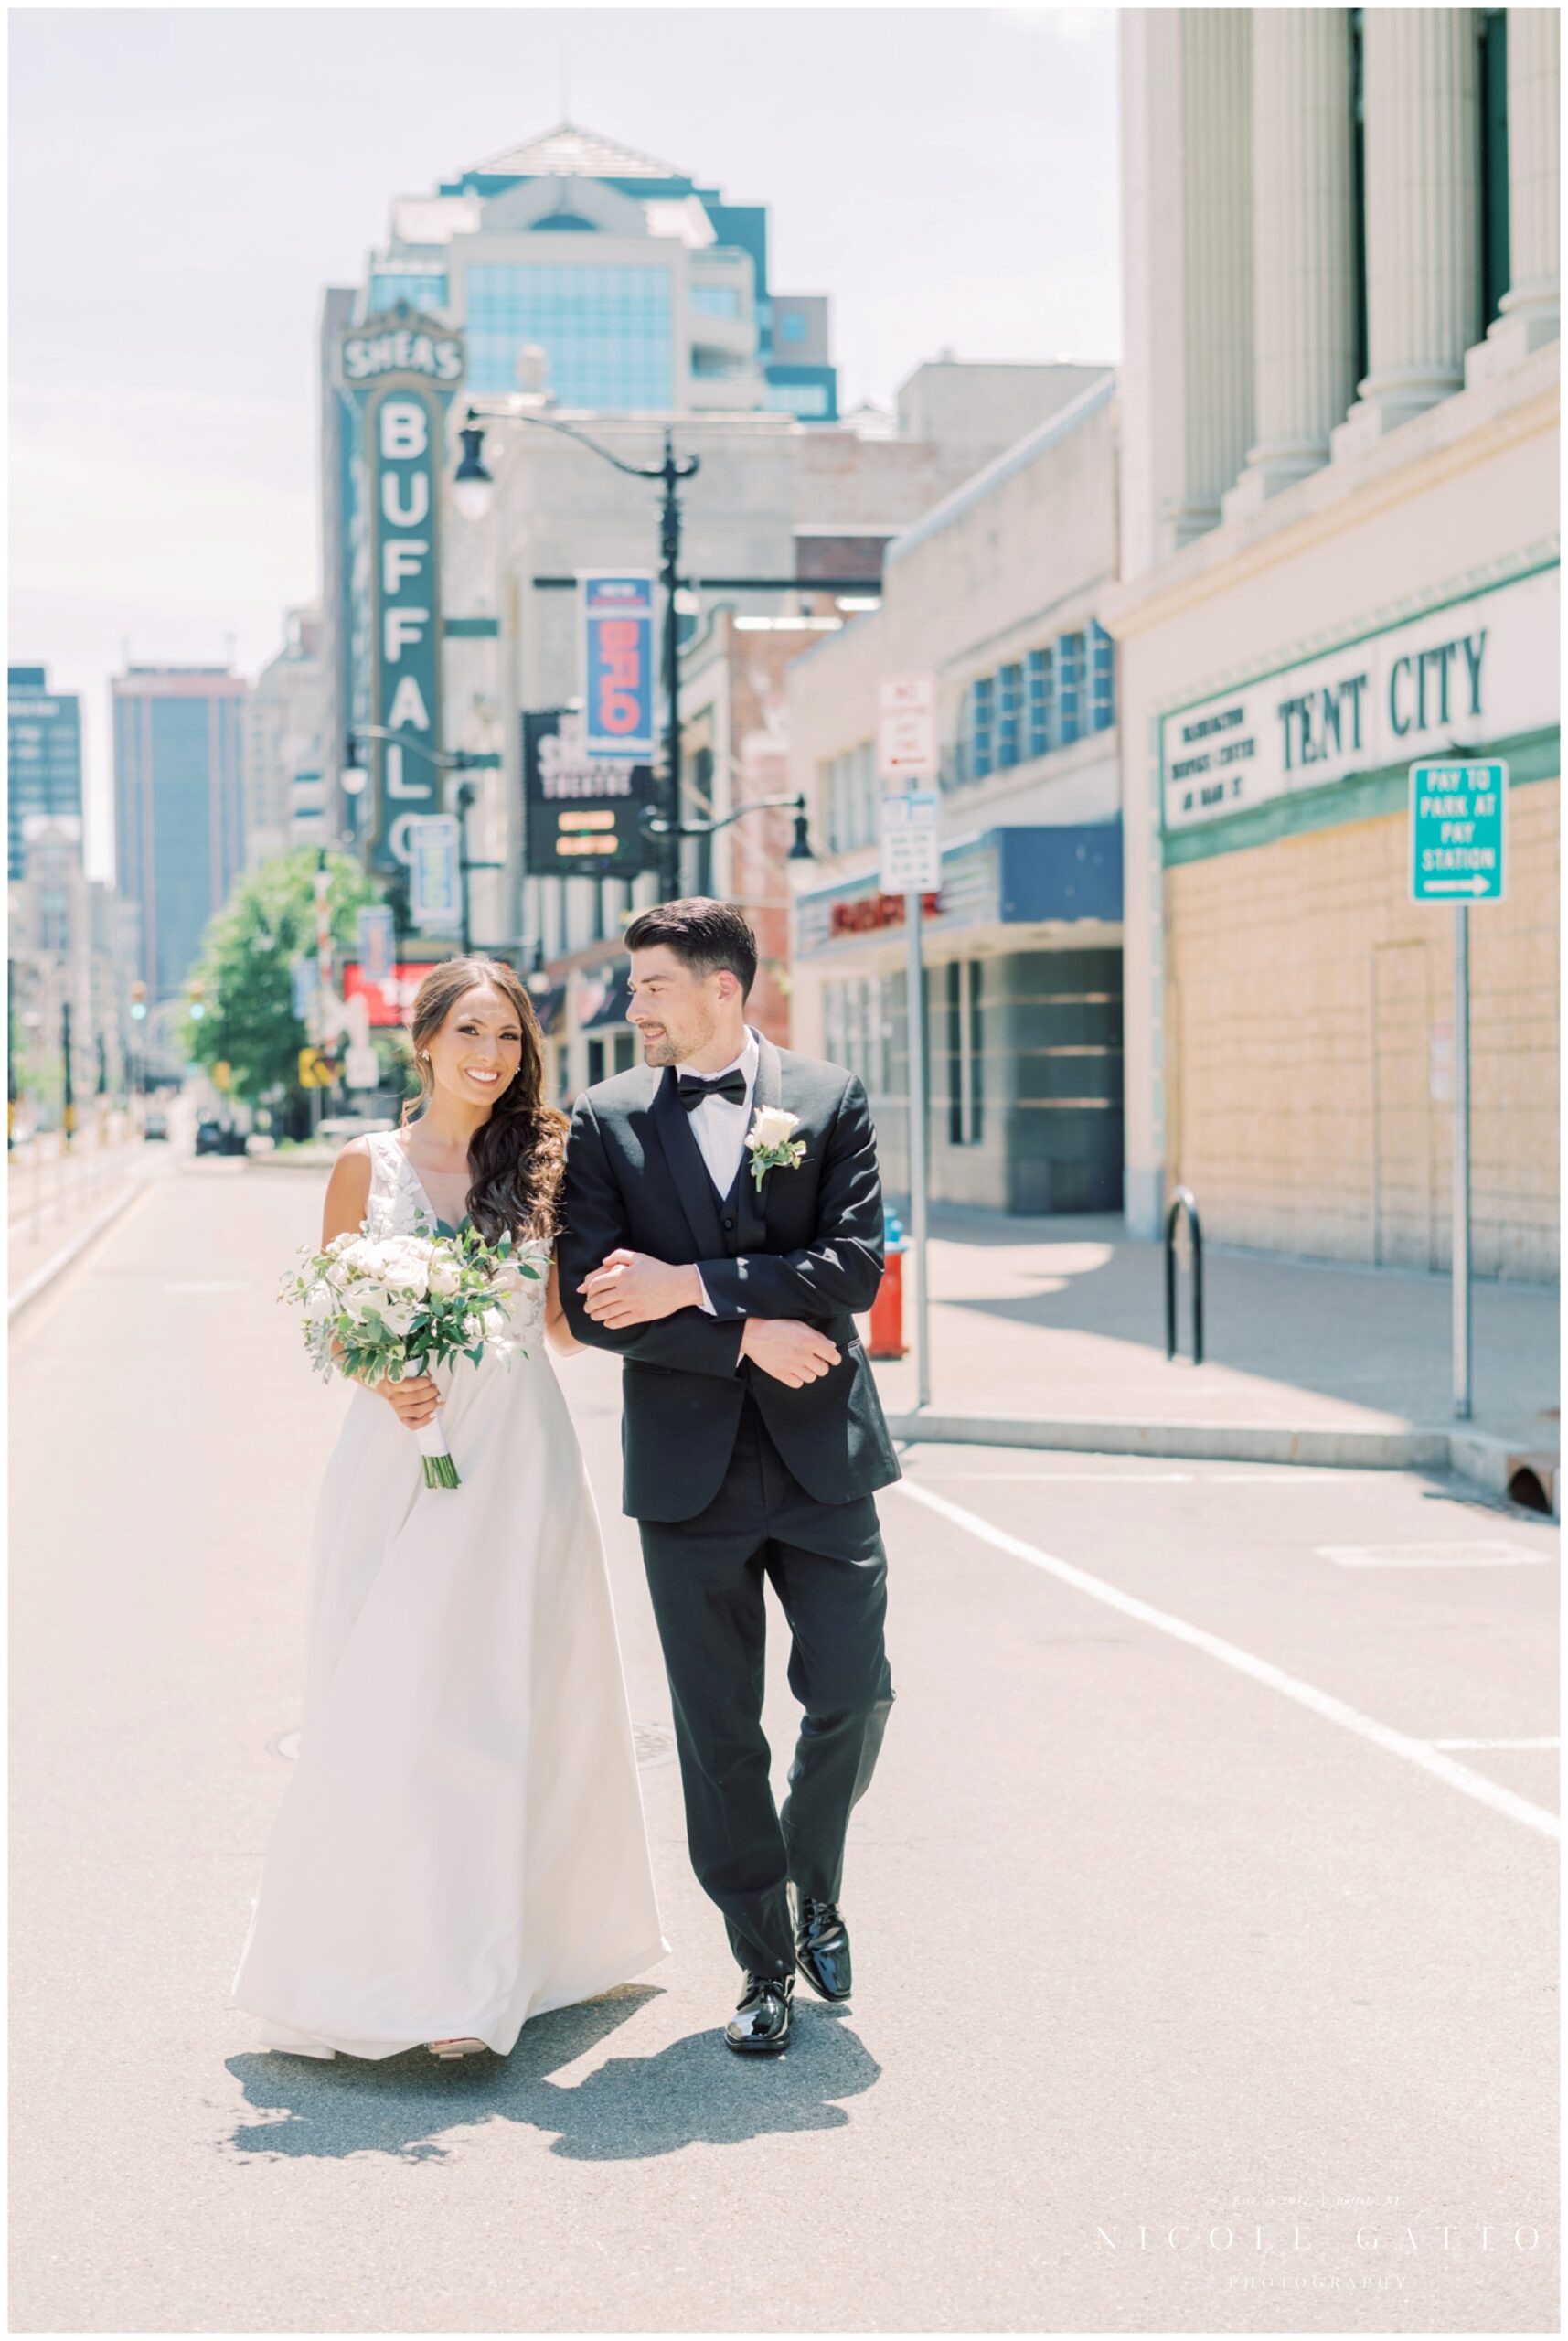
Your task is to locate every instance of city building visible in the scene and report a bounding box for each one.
[437,358,1116,1096]
[1108,6,1559,1279]
[7,665,83,882]
[360,121,838,422]
[8,817,138,1134]
[243,605,328,864]
[786,369,1125,1213]
[112,665,247,1002]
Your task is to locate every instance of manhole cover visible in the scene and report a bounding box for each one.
[634,1722,677,1769]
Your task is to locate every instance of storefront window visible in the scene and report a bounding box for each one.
[945,958,984,1145]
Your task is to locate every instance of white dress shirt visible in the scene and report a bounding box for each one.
[676,1026,758,1314]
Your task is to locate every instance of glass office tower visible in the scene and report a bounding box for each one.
[7,666,83,880]
[112,667,246,1001]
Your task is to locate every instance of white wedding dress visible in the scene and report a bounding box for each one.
[229,1128,668,2058]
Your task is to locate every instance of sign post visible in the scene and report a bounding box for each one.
[1410,757,1507,1422]
[878,676,942,1410]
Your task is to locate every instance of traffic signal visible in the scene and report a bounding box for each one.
[187,978,206,1023]
[130,980,147,1022]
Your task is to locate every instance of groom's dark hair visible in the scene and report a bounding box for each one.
[624,898,758,999]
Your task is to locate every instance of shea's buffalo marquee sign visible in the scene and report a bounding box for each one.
[338,309,464,874]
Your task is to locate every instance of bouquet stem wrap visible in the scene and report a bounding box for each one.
[410,1361,459,1489]
[414,1414,460,1490]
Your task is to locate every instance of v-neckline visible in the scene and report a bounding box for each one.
[392,1130,468,1236]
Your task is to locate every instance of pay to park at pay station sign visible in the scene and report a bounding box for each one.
[1410,759,1508,903]
[522,710,653,880]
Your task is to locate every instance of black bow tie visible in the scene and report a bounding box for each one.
[676,1068,748,1112]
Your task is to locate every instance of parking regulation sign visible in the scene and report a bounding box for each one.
[1410,760,1507,903]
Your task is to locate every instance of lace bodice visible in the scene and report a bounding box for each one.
[362,1129,549,1340]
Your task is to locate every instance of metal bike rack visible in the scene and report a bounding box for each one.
[1164,1187,1204,1365]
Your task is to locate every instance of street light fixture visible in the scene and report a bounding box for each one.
[452,421,494,522]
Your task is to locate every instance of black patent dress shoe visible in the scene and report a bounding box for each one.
[724,1971,794,2055]
[793,1894,852,2001]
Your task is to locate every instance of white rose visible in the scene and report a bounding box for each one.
[747,1106,801,1152]
[427,1255,464,1298]
[348,1281,392,1322]
[381,1249,430,1298]
[379,1296,421,1340]
[304,1282,336,1322]
[479,1306,507,1339]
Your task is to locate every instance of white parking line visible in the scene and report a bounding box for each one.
[903,1466,1388,1485]
[1317,1541,1553,1567]
[895,1479,1561,1843]
[1432,1737,1559,1751]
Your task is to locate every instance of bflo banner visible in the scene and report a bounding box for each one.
[581,572,656,759]
[523,710,652,879]
[338,309,464,874]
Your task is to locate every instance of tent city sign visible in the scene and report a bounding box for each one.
[338,307,465,874]
[1160,564,1558,832]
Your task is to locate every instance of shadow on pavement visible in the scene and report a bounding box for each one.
[223,1987,879,2165]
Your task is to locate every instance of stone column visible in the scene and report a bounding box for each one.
[1167,9,1254,544]
[1333,9,1480,457]
[1224,11,1358,518]
[1467,8,1561,380]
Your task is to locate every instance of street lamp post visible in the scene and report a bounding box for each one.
[453,407,699,901]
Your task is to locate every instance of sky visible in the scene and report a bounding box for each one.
[8,4,1122,879]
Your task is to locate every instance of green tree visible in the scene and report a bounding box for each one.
[182,850,382,1108]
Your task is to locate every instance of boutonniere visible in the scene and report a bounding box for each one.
[744,1106,806,1192]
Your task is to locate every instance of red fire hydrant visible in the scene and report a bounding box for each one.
[868,1213,909,1359]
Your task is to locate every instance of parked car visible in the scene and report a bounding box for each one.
[194,1118,224,1156]
[143,1110,169,1142]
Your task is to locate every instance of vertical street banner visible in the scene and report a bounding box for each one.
[523,710,652,879]
[357,904,395,986]
[581,572,656,759]
[336,310,465,874]
[407,814,462,930]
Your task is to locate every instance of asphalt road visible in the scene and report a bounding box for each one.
[9,1160,1559,2333]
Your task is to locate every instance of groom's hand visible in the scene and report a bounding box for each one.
[578,1248,704,1328]
[740,1318,840,1388]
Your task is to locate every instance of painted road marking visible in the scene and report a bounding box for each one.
[903,1466,1389,1485]
[1432,1737,1559,1751]
[895,1480,1560,1843]
[1317,1541,1554,1568]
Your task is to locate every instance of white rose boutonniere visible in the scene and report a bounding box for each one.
[744,1105,806,1192]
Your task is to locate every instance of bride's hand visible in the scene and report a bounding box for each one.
[370,1372,442,1427]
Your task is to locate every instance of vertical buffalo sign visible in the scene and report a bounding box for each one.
[337,309,464,875]
[581,572,656,758]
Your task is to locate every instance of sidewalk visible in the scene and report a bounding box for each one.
[870,1208,1561,1506]
[7,1129,163,1309]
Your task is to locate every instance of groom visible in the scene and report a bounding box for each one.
[558,898,901,2056]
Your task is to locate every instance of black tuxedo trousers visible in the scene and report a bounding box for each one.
[639,1392,894,1979]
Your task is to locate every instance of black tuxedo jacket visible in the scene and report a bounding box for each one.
[557,1034,902,1523]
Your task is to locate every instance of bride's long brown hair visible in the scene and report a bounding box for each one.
[402,957,567,1243]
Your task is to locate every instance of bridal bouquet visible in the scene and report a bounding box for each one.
[280,1224,549,1489]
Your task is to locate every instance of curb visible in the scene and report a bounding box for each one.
[7,1177,152,1322]
[885,1411,1559,1515]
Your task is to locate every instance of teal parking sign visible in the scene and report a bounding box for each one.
[1410,760,1507,903]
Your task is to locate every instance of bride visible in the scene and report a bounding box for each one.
[230,957,667,2060]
